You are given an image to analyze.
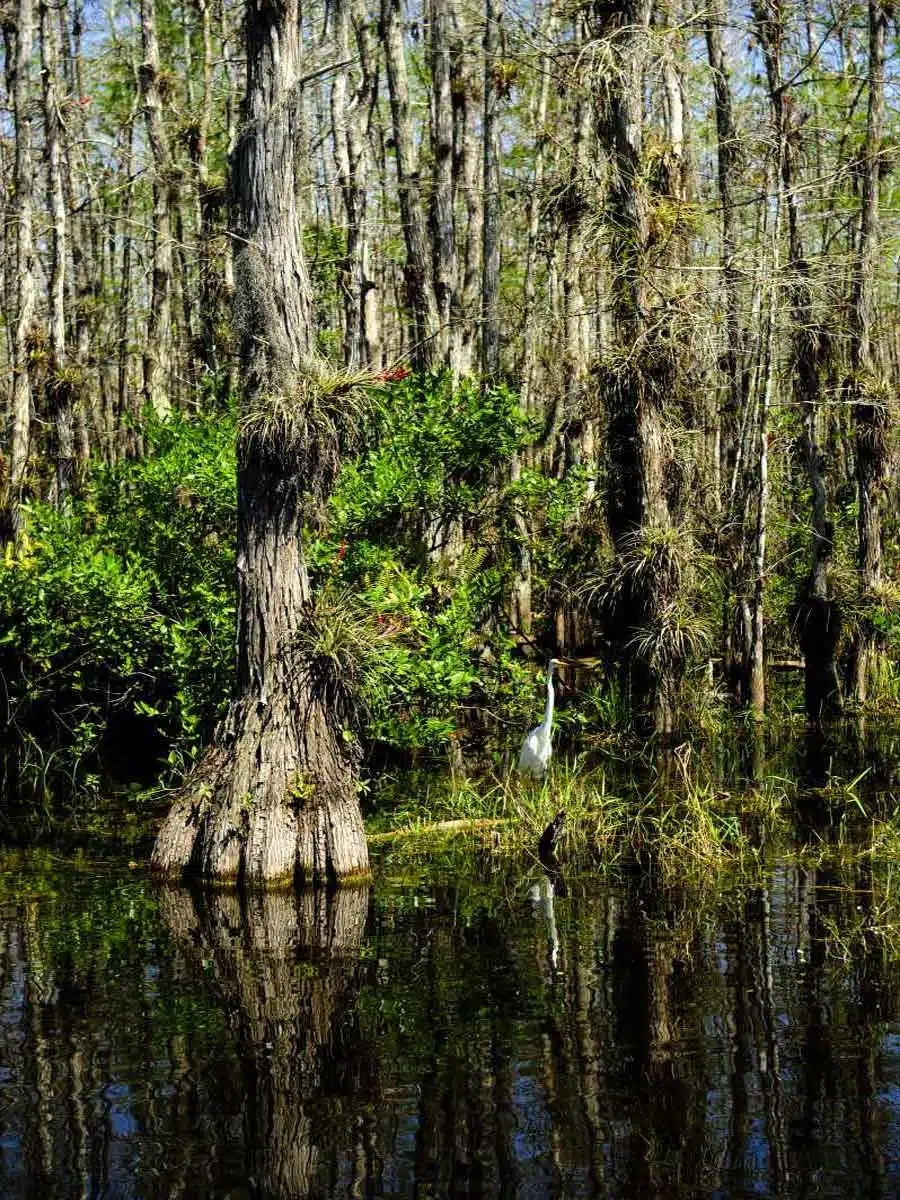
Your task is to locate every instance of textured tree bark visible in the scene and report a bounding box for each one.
[560,31,593,477]
[707,0,751,705]
[57,0,93,465]
[116,113,140,458]
[705,0,741,497]
[596,0,662,528]
[520,0,557,427]
[139,0,174,418]
[849,0,888,703]
[151,0,369,886]
[481,0,502,377]
[382,0,439,370]
[190,0,217,378]
[331,0,380,368]
[745,48,783,721]
[749,283,774,721]
[0,0,36,543]
[594,0,677,733]
[452,8,482,378]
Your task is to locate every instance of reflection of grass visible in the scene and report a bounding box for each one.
[811,861,900,967]
[818,904,900,964]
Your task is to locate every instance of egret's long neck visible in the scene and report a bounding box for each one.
[543,674,555,728]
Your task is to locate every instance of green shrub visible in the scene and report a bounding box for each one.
[0,410,236,798]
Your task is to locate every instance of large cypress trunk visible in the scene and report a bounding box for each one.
[151,0,369,886]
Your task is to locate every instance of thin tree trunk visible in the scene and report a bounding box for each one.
[57,0,92,464]
[382,0,438,370]
[749,259,777,720]
[1,0,37,542]
[0,138,13,379]
[40,0,74,503]
[174,203,196,404]
[331,0,379,368]
[706,0,747,702]
[353,2,381,367]
[481,0,502,376]
[520,0,557,424]
[117,114,139,457]
[139,0,175,418]
[192,0,219,378]
[560,30,592,475]
[754,0,841,719]
[747,76,784,718]
[452,9,482,377]
[429,0,457,370]
[849,0,888,703]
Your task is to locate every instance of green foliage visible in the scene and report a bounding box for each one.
[306,372,542,750]
[0,411,237,799]
[330,371,529,555]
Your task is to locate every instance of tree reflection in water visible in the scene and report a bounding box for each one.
[158,885,373,1199]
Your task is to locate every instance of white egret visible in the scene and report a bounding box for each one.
[518,658,559,777]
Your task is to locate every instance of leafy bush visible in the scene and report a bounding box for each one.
[329,370,528,563]
[0,411,236,798]
[310,373,543,749]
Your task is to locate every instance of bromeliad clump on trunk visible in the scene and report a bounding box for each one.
[584,524,715,736]
[592,313,712,734]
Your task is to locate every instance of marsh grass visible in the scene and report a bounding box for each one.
[365,751,795,882]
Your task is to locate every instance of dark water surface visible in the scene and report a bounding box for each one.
[2,845,900,1199]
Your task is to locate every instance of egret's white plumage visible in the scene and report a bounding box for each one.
[518,658,559,776]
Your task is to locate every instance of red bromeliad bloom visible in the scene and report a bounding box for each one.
[378,365,410,383]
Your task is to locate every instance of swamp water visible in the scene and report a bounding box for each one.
[3,829,900,1199]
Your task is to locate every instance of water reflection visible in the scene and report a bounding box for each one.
[159,886,372,1198]
[2,852,900,1197]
